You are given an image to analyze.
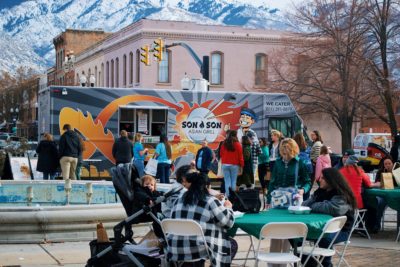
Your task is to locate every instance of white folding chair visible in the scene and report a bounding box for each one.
[254,222,308,267]
[161,219,211,267]
[335,210,359,267]
[353,209,371,239]
[233,228,256,266]
[300,216,347,267]
[396,229,400,242]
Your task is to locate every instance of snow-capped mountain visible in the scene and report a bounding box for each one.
[0,0,292,75]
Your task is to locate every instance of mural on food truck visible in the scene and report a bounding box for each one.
[58,95,246,168]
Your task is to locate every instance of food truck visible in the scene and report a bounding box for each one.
[38,86,306,178]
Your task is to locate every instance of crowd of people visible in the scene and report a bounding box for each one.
[36,122,396,267]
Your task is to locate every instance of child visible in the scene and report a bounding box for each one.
[315,145,331,182]
[141,174,161,204]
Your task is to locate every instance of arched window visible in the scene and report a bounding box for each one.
[158,50,171,83]
[115,57,119,87]
[94,66,98,86]
[129,52,134,85]
[255,53,268,86]
[210,52,223,85]
[101,63,104,87]
[123,54,127,87]
[296,55,311,84]
[106,61,109,87]
[111,59,114,87]
[136,49,140,84]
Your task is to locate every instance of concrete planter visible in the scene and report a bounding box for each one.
[0,203,127,244]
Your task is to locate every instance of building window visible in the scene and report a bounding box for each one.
[296,55,311,85]
[106,61,109,87]
[116,57,120,87]
[136,49,140,84]
[123,54,127,87]
[158,50,171,83]
[129,52,133,85]
[211,52,223,85]
[101,63,104,87]
[255,53,268,86]
[94,66,98,86]
[111,59,114,87]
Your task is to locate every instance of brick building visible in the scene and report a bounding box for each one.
[49,29,110,86]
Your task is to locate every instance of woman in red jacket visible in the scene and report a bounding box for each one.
[220,130,244,197]
[340,155,379,209]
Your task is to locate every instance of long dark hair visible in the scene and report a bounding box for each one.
[321,168,357,209]
[183,172,210,205]
[293,133,307,150]
[224,130,238,152]
[378,156,394,173]
[160,134,172,159]
[312,130,323,143]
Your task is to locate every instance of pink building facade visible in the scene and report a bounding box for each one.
[73,19,343,152]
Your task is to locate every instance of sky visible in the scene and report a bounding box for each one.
[0,0,295,11]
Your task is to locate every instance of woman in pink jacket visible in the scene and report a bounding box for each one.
[315,146,331,182]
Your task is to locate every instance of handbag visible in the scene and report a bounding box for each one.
[381,172,395,190]
[271,161,299,209]
[144,158,158,176]
[229,188,261,213]
[392,162,400,186]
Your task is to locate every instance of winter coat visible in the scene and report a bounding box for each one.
[36,140,59,173]
[302,188,354,232]
[315,154,332,181]
[195,146,214,173]
[112,136,134,164]
[340,166,372,209]
[220,141,244,167]
[267,156,312,203]
[59,130,81,158]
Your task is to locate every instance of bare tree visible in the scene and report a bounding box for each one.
[362,0,400,137]
[271,0,373,151]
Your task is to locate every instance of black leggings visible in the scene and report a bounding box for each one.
[258,163,268,189]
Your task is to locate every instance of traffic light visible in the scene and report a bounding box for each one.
[153,38,164,62]
[140,45,150,66]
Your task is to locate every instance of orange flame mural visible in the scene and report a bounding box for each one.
[59,95,246,163]
[59,108,115,163]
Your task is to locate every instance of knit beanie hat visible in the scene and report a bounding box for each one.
[345,155,359,166]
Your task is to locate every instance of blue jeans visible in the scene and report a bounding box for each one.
[43,172,56,180]
[157,162,170,184]
[222,164,239,197]
[133,159,145,178]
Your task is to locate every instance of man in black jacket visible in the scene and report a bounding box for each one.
[59,124,82,180]
[112,130,134,165]
[195,140,215,183]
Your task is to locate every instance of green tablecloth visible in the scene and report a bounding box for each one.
[364,188,400,211]
[229,209,332,240]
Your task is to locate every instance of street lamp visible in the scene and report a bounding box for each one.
[10,107,19,135]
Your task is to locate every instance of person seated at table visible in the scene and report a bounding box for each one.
[302,168,356,267]
[266,138,312,207]
[365,156,393,233]
[168,172,235,267]
[340,155,380,209]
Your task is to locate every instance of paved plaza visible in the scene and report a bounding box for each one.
[1,224,399,267]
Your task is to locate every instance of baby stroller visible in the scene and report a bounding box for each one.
[86,163,182,267]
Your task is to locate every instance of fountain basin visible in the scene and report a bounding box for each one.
[0,180,171,244]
